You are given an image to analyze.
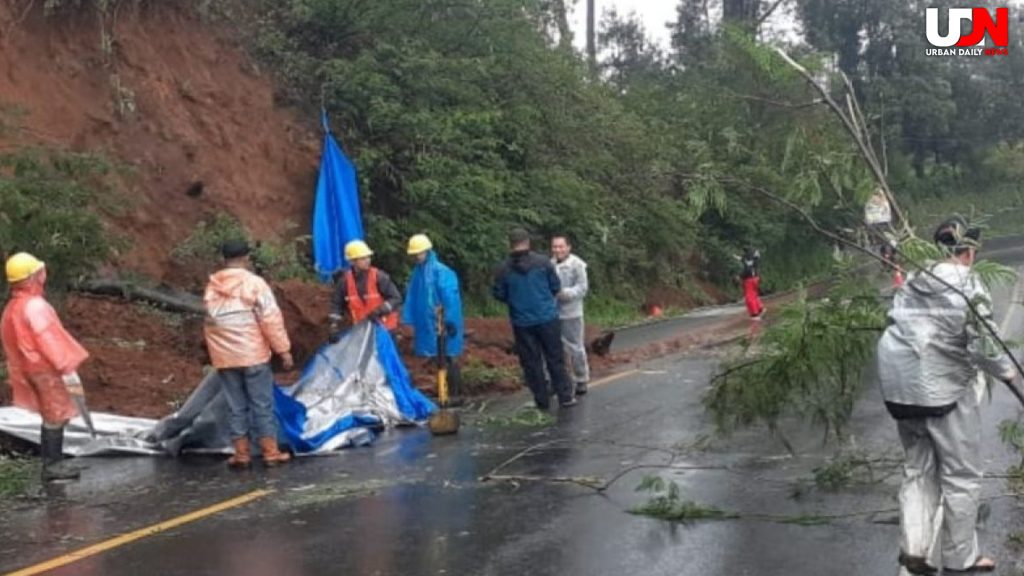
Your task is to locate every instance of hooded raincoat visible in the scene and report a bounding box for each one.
[878,260,1015,571]
[1,278,88,423]
[401,251,463,357]
[203,268,291,370]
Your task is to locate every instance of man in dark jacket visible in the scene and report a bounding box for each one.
[493,229,576,410]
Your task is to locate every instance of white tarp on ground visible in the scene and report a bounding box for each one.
[0,322,436,456]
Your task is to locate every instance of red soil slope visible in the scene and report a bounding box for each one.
[0,2,319,282]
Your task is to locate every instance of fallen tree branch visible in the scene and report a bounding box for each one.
[480,439,567,480]
[773,47,908,236]
[75,279,205,315]
[756,0,789,26]
[480,474,605,491]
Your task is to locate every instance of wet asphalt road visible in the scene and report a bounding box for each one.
[4,240,1024,576]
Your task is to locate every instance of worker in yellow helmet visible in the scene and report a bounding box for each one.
[402,234,464,403]
[329,240,402,336]
[1,253,90,481]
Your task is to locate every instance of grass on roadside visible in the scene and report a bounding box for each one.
[0,455,34,499]
[475,407,555,428]
[461,358,519,395]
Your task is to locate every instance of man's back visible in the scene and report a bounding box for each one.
[493,251,560,327]
[878,261,1010,408]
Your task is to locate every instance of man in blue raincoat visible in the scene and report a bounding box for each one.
[402,234,465,404]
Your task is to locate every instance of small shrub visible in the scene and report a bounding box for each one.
[173,213,314,282]
[0,150,118,292]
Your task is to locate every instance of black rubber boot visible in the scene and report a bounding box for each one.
[40,426,80,482]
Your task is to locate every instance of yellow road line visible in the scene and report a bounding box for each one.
[4,489,273,576]
[590,369,640,389]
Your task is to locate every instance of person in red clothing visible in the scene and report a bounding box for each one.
[329,240,403,336]
[1,253,90,481]
[738,248,764,320]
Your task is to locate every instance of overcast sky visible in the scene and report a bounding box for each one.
[569,0,800,51]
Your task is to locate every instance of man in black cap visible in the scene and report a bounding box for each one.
[203,240,294,468]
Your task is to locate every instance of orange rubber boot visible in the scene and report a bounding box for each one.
[259,437,291,467]
[228,437,252,469]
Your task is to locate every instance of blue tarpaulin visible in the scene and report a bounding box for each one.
[313,112,365,282]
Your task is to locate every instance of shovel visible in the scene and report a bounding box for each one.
[428,307,460,436]
[71,392,97,438]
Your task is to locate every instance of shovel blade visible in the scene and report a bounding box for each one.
[72,394,98,438]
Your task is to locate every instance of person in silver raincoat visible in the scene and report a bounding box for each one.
[878,216,1017,574]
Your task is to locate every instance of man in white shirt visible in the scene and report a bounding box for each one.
[551,235,590,396]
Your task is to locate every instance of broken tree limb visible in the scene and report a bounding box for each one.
[756,0,789,27]
[75,279,205,315]
[773,47,909,236]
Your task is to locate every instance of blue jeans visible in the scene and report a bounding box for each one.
[219,364,277,439]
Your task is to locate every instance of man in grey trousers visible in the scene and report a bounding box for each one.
[552,235,590,396]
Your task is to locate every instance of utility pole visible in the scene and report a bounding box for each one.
[586,0,596,67]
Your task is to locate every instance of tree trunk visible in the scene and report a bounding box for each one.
[75,279,206,315]
[587,0,596,66]
[723,0,761,32]
[552,0,573,51]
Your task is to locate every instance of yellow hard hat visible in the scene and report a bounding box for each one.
[344,240,373,262]
[407,234,433,255]
[6,252,45,284]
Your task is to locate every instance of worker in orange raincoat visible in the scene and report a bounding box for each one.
[204,240,294,469]
[1,253,89,481]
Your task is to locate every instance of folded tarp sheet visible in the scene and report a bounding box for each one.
[0,322,436,456]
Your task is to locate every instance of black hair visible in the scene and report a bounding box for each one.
[221,239,251,260]
[508,228,531,247]
[933,216,981,256]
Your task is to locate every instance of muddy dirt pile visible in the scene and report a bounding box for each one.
[62,295,207,418]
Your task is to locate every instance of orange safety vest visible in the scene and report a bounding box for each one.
[345,268,399,330]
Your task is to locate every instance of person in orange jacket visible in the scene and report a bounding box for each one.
[1,253,89,481]
[204,240,294,469]
[329,240,403,336]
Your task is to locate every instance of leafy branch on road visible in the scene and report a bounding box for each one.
[705,278,885,447]
[629,476,738,522]
[811,451,901,492]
